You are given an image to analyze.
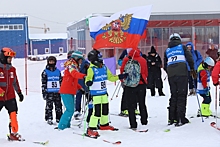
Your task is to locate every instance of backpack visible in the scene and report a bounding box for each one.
[123,57,141,87]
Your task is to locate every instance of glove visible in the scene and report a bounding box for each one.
[213,82,219,86]
[86,81,93,87]
[190,69,197,79]
[18,92,24,102]
[42,92,48,100]
[118,59,122,66]
[0,88,5,97]
[80,88,85,95]
[118,73,129,80]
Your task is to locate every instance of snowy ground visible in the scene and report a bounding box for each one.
[1,54,220,147]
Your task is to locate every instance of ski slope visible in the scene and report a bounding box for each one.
[0,54,220,147]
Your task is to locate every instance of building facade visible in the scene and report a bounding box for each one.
[67,12,220,60]
[29,33,68,55]
[0,15,28,58]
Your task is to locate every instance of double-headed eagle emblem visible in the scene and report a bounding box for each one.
[101,14,133,44]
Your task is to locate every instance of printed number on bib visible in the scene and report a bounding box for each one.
[48,81,60,89]
[171,56,177,61]
[101,81,106,89]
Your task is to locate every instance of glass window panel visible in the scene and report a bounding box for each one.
[9,25,13,30]
[14,25,18,30]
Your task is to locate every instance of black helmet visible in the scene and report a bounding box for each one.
[88,49,103,67]
[67,50,74,59]
[47,56,57,68]
[88,50,102,62]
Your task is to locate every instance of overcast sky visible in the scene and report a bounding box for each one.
[0,0,219,34]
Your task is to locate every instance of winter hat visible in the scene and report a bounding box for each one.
[71,51,84,60]
[150,46,156,53]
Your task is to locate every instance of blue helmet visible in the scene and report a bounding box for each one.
[204,57,215,67]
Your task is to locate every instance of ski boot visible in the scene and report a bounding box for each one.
[100,125,119,131]
[47,119,53,125]
[135,109,140,115]
[119,110,128,117]
[8,133,25,141]
[85,128,100,138]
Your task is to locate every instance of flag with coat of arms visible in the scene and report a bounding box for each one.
[89,5,152,49]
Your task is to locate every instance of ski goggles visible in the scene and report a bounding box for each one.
[2,47,16,57]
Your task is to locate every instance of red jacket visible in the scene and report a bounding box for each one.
[59,58,86,95]
[212,60,220,85]
[120,49,148,85]
[0,63,21,101]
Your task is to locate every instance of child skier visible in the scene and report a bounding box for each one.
[0,47,24,141]
[58,51,86,130]
[197,57,215,117]
[41,56,63,125]
[85,49,128,138]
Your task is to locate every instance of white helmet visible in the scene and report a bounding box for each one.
[204,57,215,67]
[169,33,182,41]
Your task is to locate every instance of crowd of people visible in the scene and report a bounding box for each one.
[1,32,220,140]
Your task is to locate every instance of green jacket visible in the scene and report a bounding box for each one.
[85,63,119,84]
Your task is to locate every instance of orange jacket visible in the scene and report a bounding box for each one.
[59,58,86,95]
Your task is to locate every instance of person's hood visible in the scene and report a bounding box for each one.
[168,40,182,48]
[128,49,141,58]
[186,42,195,50]
[148,46,157,55]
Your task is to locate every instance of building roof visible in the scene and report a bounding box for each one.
[29,33,67,40]
[0,14,28,18]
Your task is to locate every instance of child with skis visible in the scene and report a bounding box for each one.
[41,56,63,125]
[58,51,86,130]
[0,47,24,141]
[85,49,128,138]
[197,57,215,117]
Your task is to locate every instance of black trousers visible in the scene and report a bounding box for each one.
[121,85,137,111]
[0,99,18,114]
[168,76,188,123]
[45,93,63,121]
[124,84,148,128]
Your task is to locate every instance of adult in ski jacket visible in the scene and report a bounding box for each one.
[164,33,195,126]
[185,42,203,96]
[0,47,24,141]
[120,48,148,129]
[146,46,165,96]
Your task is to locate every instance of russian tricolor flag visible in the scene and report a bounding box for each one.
[89,5,152,49]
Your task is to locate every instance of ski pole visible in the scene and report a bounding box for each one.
[194,80,204,122]
[111,81,121,100]
[116,84,121,97]
[215,86,218,126]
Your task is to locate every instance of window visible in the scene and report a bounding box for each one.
[45,48,49,54]
[59,47,63,53]
[0,24,23,31]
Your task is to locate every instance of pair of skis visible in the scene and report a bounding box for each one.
[7,134,49,145]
